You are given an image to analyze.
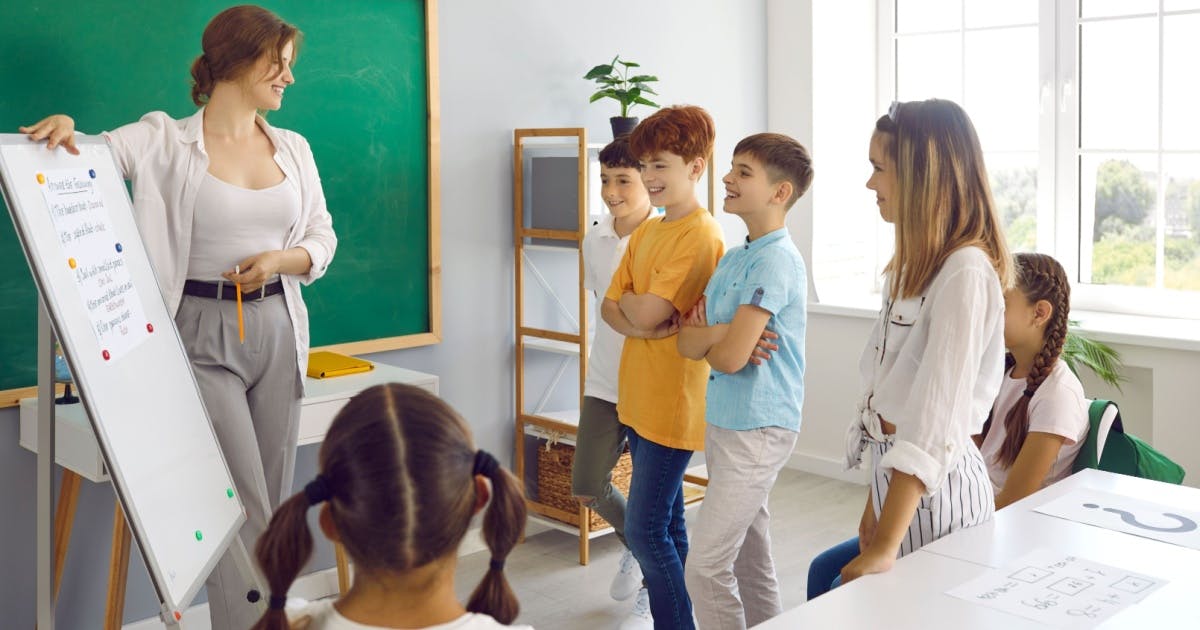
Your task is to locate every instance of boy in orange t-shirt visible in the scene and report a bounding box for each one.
[602,105,725,629]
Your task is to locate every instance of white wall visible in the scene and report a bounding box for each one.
[372,0,768,459]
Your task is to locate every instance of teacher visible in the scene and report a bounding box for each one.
[20,5,336,627]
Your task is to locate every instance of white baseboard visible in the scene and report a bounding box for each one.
[785,450,869,485]
[122,523,543,630]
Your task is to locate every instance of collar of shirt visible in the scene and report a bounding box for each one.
[742,227,789,252]
[592,213,619,239]
[178,107,287,157]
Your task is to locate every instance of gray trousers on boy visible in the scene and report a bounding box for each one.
[176,293,302,630]
[685,424,797,630]
[571,396,629,545]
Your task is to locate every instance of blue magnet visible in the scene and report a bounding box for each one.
[88,169,96,178]
[115,243,123,253]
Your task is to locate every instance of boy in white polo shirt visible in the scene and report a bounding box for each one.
[571,136,658,625]
[677,133,813,629]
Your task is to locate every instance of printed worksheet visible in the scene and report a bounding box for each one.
[946,549,1165,628]
[1034,488,1200,550]
[38,167,151,363]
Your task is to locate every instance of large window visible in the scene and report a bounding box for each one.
[859,0,1200,316]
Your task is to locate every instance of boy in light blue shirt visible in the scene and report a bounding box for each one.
[677,132,812,630]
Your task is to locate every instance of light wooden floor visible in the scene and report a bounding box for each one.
[452,469,865,629]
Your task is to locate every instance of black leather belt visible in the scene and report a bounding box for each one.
[182,279,283,301]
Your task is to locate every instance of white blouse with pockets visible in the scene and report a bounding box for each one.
[846,246,1007,496]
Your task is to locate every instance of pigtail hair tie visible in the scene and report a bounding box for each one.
[473,450,500,477]
[304,474,332,505]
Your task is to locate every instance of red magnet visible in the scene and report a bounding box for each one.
[147,323,154,333]
[102,349,111,361]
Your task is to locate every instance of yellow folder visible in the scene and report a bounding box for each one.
[307,351,374,379]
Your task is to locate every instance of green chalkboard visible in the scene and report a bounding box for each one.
[0,1,439,400]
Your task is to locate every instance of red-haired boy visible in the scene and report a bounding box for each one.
[602,105,725,629]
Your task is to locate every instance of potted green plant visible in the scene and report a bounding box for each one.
[584,55,660,138]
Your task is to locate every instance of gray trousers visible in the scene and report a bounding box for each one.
[685,424,797,630]
[175,293,302,630]
[570,396,629,545]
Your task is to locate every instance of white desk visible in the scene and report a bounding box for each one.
[18,361,439,479]
[756,549,1039,629]
[766,470,1200,628]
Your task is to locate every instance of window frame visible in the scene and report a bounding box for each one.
[873,0,1200,319]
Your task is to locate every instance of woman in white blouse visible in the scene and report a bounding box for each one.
[20,6,336,628]
[807,99,1012,598]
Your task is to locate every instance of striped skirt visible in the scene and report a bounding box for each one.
[868,439,995,557]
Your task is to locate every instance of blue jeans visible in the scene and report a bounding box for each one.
[625,428,694,630]
[806,537,859,600]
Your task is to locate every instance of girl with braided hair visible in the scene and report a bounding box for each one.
[252,383,531,630]
[975,253,1089,510]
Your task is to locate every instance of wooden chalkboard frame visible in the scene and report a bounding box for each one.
[308,0,442,358]
[0,1,441,408]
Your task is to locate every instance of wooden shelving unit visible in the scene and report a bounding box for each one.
[512,127,711,565]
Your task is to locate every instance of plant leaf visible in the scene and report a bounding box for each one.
[635,84,658,95]
[633,97,659,108]
[589,92,609,103]
[620,60,641,68]
[1063,330,1126,391]
[627,75,658,83]
[584,64,614,80]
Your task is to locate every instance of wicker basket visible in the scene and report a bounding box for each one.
[537,441,633,530]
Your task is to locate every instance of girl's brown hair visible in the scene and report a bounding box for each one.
[989,253,1072,469]
[875,99,1013,299]
[250,384,527,630]
[190,5,302,107]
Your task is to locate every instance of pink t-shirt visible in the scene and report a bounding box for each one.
[979,359,1089,492]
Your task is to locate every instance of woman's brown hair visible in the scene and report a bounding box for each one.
[190,5,302,107]
[875,99,1013,299]
[988,253,1072,469]
[250,384,527,629]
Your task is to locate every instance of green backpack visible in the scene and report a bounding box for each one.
[1072,399,1186,484]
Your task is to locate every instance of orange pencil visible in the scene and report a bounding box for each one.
[235,264,245,344]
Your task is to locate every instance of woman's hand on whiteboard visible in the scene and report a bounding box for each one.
[19,115,80,155]
[223,250,283,293]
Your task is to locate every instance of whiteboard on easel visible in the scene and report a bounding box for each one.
[0,134,244,614]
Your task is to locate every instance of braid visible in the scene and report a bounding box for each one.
[995,254,1071,469]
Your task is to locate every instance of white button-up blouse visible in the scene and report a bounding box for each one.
[101,108,337,384]
[845,246,1005,495]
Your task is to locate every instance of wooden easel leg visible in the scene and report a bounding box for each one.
[51,469,82,601]
[334,543,350,594]
[103,500,131,630]
[578,505,590,566]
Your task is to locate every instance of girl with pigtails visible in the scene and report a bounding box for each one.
[975,253,1089,510]
[251,383,532,630]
